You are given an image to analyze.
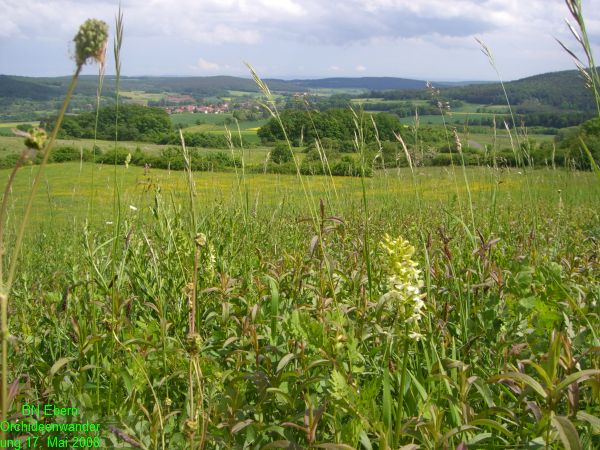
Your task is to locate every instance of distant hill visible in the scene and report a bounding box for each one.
[289,77,486,90]
[1,69,596,114]
[0,74,477,100]
[440,69,597,112]
[0,75,62,100]
[291,77,427,90]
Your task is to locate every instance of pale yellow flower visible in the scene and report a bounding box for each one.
[380,234,426,340]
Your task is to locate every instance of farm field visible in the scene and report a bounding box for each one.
[400,113,500,126]
[168,113,266,144]
[0,135,272,164]
[121,90,172,105]
[8,163,597,225]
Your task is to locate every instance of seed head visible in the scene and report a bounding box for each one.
[195,233,207,248]
[24,127,47,151]
[74,19,109,67]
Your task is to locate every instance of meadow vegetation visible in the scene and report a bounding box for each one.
[1,1,600,449]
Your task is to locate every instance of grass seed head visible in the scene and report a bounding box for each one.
[74,19,109,67]
[23,127,47,151]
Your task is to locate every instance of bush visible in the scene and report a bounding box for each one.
[270,142,293,164]
[159,131,251,148]
[300,154,369,177]
[48,146,93,163]
[96,147,132,165]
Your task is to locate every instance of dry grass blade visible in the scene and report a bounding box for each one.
[394,131,413,171]
[245,62,272,98]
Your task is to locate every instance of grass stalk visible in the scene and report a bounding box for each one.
[1,65,82,438]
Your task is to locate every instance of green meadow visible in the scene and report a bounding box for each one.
[4,157,600,448]
[2,6,600,449]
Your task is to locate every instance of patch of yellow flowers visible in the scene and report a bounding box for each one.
[380,234,425,341]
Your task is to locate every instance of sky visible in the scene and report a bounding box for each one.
[0,0,599,81]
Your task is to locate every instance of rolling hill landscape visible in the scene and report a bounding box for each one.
[1,2,600,449]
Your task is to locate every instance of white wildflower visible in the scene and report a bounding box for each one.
[380,234,426,340]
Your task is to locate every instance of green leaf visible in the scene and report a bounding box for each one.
[330,369,351,401]
[307,359,331,370]
[488,372,548,399]
[522,360,552,388]
[359,431,373,450]
[576,411,600,432]
[314,444,356,450]
[555,369,600,394]
[266,388,293,407]
[551,414,581,450]
[579,137,600,180]
[231,419,254,434]
[262,440,299,449]
[469,418,513,438]
[472,378,495,407]
[277,353,295,373]
[467,433,493,446]
[382,367,392,432]
[49,357,75,377]
[408,371,428,402]
[269,277,279,341]
[441,425,478,444]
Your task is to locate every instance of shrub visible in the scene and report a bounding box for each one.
[270,141,293,164]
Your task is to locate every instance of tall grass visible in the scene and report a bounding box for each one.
[0,19,108,437]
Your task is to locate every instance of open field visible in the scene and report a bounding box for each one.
[400,112,501,125]
[121,90,172,105]
[167,113,266,144]
[0,121,38,137]
[3,159,600,448]
[0,135,272,163]
[5,163,598,226]
[170,112,235,127]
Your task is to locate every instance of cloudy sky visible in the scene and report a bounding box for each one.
[1,0,599,81]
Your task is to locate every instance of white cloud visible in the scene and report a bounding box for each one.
[356,64,366,72]
[2,0,599,79]
[3,0,596,44]
[194,58,221,71]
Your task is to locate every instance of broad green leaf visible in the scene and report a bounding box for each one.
[522,360,552,388]
[307,359,332,370]
[266,388,293,407]
[49,357,75,377]
[441,425,478,444]
[314,444,355,450]
[359,430,373,450]
[408,371,428,402]
[470,418,513,438]
[262,440,297,449]
[576,411,600,432]
[551,414,581,450]
[488,372,547,399]
[555,369,600,394]
[467,433,492,445]
[472,378,495,407]
[231,419,254,434]
[277,353,295,373]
